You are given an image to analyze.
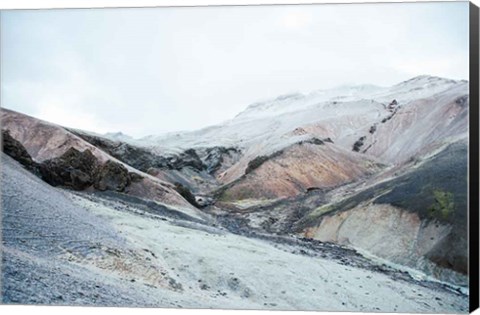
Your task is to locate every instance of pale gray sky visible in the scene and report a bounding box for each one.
[1,2,469,137]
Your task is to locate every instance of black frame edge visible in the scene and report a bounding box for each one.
[470,1,480,313]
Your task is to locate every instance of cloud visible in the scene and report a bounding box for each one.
[280,10,312,29]
[391,53,469,80]
[36,103,108,133]
[1,2,469,138]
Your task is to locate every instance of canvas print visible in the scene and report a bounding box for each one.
[0,1,476,313]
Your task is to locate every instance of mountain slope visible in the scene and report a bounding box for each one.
[144,75,468,286]
[1,74,470,304]
[0,108,201,216]
[359,83,468,164]
[1,154,468,311]
[137,76,467,188]
[216,140,383,201]
[297,140,468,285]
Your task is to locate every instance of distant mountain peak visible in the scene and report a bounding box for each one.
[394,75,459,87]
[104,131,133,141]
[244,92,304,110]
[105,131,126,136]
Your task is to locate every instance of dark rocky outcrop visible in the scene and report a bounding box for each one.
[128,172,144,183]
[111,143,170,172]
[203,146,241,174]
[6,135,144,193]
[39,148,99,190]
[244,156,267,175]
[2,129,39,173]
[244,150,285,175]
[68,130,170,172]
[297,137,334,146]
[380,106,400,123]
[71,129,214,173]
[298,138,324,146]
[70,130,245,181]
[455,95,468,109]
[173,182,200,207]
[352,136,366,152]
[168,149,205,171]
[94,160,130,192]
[387,99,398,111]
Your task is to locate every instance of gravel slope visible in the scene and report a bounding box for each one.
[1,154,469,312]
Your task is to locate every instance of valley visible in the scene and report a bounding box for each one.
[1,75,471,312]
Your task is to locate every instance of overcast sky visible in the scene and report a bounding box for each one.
[1,2,469,137]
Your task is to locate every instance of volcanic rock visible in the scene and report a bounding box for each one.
[2,129,38,172]
[94,160,130,192]
[40,147,98,190]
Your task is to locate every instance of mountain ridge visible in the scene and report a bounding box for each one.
[1,74,470,307]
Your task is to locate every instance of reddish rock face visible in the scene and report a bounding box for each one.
[1,108,113,163]
[0,108,199,212]
[219,143,382,201]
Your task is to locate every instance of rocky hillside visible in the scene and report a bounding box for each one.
[131,75,469,286]
[1,153,468,311]
[0,75,470,309]
[0,109,202,218]
[215,140,383,201]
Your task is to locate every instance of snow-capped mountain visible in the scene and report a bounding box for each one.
[1,75,470,310]
[131,75,467,197]
[104,131,133,142]
[127,75,468,286]
[137,75,466,154]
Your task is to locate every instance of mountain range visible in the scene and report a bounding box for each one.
[1,75,470,311]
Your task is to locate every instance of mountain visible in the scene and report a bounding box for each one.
[103,131,135,143]
[1,75,470,310]
[0,108,203,219]
[130,75,469,285]
[1,152,467,311]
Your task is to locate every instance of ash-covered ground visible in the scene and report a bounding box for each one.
[1,154,468,312]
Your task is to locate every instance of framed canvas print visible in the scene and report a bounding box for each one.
[0,0,479,314]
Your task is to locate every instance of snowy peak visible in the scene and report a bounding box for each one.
[389,75,463,94]
[234,76,465,121]
[382,75,465,104]
[309,84,384,99]
[234,85,384,120]
[393,75,458,88]
[131,75,467,156]
[104,131,133,142]
[235,92,306,119]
